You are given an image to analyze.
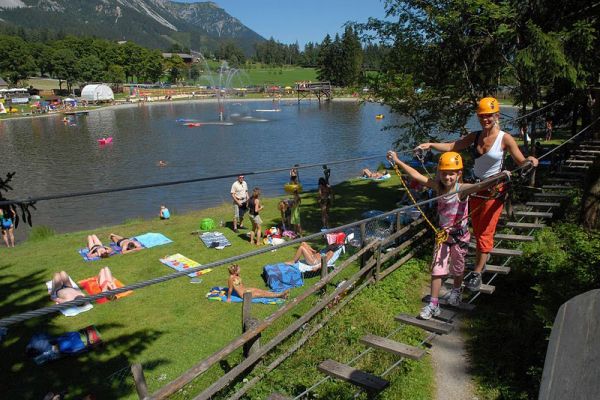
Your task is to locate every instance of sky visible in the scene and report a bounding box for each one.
[173,0,389,47]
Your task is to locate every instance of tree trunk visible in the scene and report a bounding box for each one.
[581,158,600,231]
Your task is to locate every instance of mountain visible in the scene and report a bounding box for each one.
[0,0,265,55]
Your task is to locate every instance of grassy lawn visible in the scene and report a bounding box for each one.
[0,174,433,399]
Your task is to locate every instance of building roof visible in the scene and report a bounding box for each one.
[0,77,8,87]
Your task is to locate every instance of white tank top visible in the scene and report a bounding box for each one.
[473,130,505,179]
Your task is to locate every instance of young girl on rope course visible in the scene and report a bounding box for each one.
[387,150,504,319]
[415,97,538,292]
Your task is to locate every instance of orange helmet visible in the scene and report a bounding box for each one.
[477,97,499,115]
[438,152,463,171]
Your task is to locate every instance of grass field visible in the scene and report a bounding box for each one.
[0,175,433,399]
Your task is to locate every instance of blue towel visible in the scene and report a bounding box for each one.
[78,248,114,262]
[361,173,391,181]
[132,233,172,248]
[263,263,304,292]
[206,287,285,304]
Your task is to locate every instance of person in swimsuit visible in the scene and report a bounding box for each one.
[285,242,340,272]
[362,168,387,179]
[109,234,143,254]
[415,97,538,292]
[50,271,85,303]
[1,207,16,247]
[86,234,113,258]
[289,165,300,184]
[226,264,289,302]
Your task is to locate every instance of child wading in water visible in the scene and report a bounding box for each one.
[388,150,480,319]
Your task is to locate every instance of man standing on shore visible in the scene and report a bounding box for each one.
[231,175,249,232]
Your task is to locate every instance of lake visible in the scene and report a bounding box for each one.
[1,99,406,237]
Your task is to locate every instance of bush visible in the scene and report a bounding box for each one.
[27,225,55,241]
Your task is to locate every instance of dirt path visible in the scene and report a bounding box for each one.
[430,314,477,400]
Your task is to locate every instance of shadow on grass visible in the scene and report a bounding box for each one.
[2,321,166,399]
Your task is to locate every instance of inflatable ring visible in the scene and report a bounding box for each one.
[284,183,303,194]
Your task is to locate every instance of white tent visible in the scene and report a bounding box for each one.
[81,84,114,102]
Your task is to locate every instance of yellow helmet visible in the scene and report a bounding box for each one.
[438,152,463,171]
[477,97,499,114]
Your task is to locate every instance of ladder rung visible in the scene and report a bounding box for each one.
[542,185,574,190]
[395,313,454,334]
[467,264,511,274]
[504,222,546,229]
[360,334,426,360]
[469,243,523,257]
[566,159,594,164]
[318,360,389,392]
[526,202,561,208]
[422,295,476,311]
[445,278,495,294]
[512,211,553,218]
[533,193,569,199]
[494,233,534,242]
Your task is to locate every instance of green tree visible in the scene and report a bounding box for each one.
[340,26,363,87]
[190,64,201,84]
[165,54,186,84]
[76,55,105,83]
[216,41,246,67]
[51,48,78,92]
[0,35,36,85]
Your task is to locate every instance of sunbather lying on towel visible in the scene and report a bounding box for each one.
[362,168,387,179]
[109,233,143,254]
[227,264,289,303]
[86,234,113,258]
[285,242,340,272]
[50,271,86,303]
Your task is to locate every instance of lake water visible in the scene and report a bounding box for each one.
[1,100,409,237]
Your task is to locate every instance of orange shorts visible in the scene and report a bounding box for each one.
[469,194,504,253]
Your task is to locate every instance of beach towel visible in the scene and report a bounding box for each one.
[109,241,146,254]
[263,263,304,292]
[78,276,133,304]
[362,173,391,181]
[132,232,172,248]
[199,231,231,249]
[26,325,102,365]
[160,254,212,278]
[296,246,345,273]
[78,247,115,262]
[45,279,94,317]
[205,287,285,305]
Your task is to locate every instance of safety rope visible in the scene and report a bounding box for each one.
[0,152,412,207]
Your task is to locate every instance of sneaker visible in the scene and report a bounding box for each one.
[465,273,481,292]
[419,303,441,320]
[448,288,462,306]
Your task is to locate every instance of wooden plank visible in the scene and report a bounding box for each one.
[573,149,600,154]
[318,359,389,392]
[433,308,456,323]
[422,295,476,311]
[526,202,561,208]
[533,193,569,199]
[494,233,534,242]
[512,211,553,218]
[466,263,511,274]
[504,221,546,229]
[542,185,574,190]
[360,334,425,360]
[468,243,523,257]
[395,313,454,334]
[565,159,594,164]
[445,278,495,294]
[267,394,290,400]
[539,290,600,400]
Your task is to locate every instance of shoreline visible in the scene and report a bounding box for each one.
[0,95,362,123]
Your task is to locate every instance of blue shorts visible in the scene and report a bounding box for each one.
[1,220,12,230]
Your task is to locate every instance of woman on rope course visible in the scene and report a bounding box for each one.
[388,151,501,319]
[415,97,538,292]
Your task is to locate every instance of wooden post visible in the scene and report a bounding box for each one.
[360,222,367,268]
[242,292,260,358]
[375,243,382,282]
[320,253,328,280]
[131,363,149,400]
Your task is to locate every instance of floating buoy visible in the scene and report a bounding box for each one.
[98,137,113,145]
[375,114,384,119]
[284,183,303,194]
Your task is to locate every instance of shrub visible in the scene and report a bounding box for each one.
[27,225,55,241]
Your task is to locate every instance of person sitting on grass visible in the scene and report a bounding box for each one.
[50,271,85,303]
[227,264,289,302]
[285,242,340,272]
[362,168,387,179]
[109,233,143,254]
[86,234,113,258]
